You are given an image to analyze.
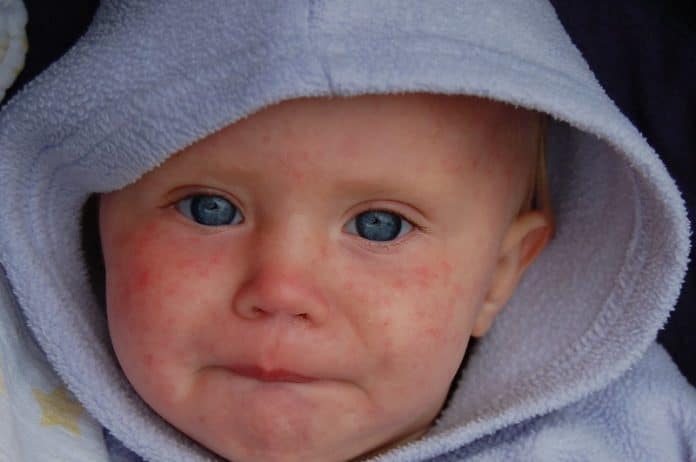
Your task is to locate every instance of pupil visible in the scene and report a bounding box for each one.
[355,211,401,241]
[190,195,236,226]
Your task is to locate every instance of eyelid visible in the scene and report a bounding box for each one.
[344,210,414,236]
[345,200,429,233]
[174,195,243,225]
[350,223,421,254]
[163,187,247,230]
[343,208,423,253]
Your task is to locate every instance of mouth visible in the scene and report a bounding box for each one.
[226,365,317,383]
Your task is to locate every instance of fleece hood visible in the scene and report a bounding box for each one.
[0,1,690,461]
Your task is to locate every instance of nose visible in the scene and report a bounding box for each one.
[233,271,329,324]
[232,229,330,325]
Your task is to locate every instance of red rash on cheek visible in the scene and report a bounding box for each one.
[414,266,433,289]
[106,219,226,333]
[340,257,463,352]
[143,352,167,371]
[104,216,245,395]
[385,260,455,292]
[502,163,513,182]
[411,260,454,290]
[133,268,151,291]
[407,260,463,341]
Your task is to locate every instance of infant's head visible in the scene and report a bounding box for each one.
[98,94,551,462]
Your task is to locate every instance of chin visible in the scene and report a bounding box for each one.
[184,417,361,462]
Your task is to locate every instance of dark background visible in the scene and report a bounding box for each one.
[3,0,694,385]
[552,0,695,386]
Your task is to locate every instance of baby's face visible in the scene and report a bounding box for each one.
[100,94,542,462]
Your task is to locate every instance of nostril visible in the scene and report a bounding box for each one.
[251,306,265,318]
[241,306,312,321]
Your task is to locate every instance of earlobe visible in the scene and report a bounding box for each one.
[472,211,551,338]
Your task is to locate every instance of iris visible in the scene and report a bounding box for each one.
[355,211,402,241]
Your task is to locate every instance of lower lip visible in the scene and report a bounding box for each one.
[227,365,317,383]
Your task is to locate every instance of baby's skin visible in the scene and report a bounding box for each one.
[99,94,550,462]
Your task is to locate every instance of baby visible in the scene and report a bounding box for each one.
[97,94,551,461]
[0,1,693,462]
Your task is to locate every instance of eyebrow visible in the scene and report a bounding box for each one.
[182,161,265,185]
[179,150,438,206]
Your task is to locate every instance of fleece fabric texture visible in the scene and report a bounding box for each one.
[0,1,693,461]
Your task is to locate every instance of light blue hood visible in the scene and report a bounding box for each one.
[0,1,692,461]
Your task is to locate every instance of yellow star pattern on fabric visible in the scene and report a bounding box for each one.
[33,385,84,436]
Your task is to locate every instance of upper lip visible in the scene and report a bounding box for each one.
[226,364,317,383]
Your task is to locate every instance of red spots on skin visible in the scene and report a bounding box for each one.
[163,314,178,331]
[440,156,466,174]
[339,134,360,160]
[374,294,392,310]
[404,260,455,292]
[132,269,150,291]
[157,380,177,401]
[289,167,305,183]
[424,325,444,339]
[414,265,435,289]
[210,252,223,266]
[470,153,483,172]
[343,279,376,310]
[502,163,513,183]
[197,265,212,279]
[127,219,164,251]
[319,243,328,259]
[414,309,430,322]
[140,352,166,376]
[440,260,453,275]
[277,150,314,184]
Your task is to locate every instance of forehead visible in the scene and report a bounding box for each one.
[158,94,537,184]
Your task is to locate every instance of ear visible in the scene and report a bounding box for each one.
[472,211,552,337]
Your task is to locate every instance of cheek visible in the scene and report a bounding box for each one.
[397,260,473,336]
[102,220,235,384]
[341,255,484,377]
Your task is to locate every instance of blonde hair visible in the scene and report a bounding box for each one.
[521,114,554,233]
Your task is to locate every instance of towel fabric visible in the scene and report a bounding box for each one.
[0,1,694,461]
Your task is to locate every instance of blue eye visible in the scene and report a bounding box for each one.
[175,194,243,226]
[346,210,413,242]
